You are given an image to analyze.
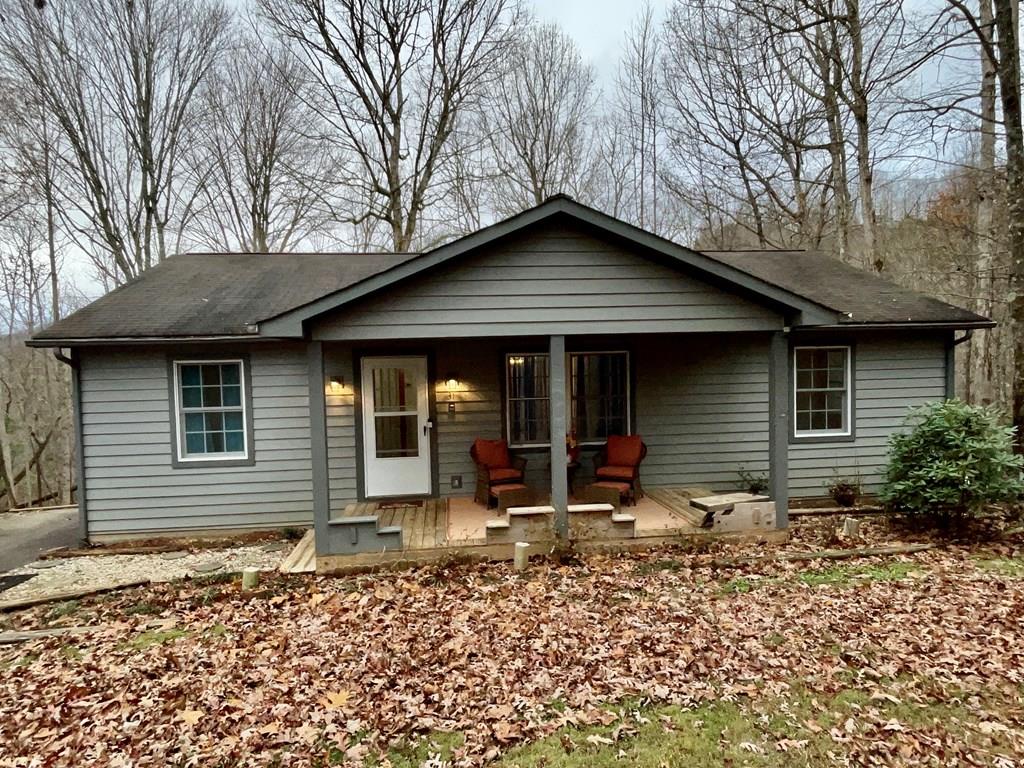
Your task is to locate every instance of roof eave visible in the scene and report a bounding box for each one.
[792,319,996,331]
[25,333,266,348]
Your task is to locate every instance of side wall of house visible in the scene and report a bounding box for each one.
[79,343,314,538]
[787,332,949,498]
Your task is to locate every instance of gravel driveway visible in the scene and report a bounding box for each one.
[0,507,80,573]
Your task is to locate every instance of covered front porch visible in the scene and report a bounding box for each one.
[305,328,791,569]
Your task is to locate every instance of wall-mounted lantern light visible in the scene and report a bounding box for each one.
[445,373,459,413]
[328,375,345,393]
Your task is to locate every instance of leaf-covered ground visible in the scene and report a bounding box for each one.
[1,521,1022,767]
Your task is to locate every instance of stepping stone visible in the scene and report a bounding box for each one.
[260,541,286,553]
[29,560,60,569]
[192,561,223,574]
[160,551,189,560]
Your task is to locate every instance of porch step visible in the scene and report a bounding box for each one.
[485,505,555,544]
[568,503,636,541]
[326,514,403,554]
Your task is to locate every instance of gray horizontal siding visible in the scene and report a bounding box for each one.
[635,334,770,491]
[312,223,783,340]
[80,344,314,536]
[435,341,505,497]
[788,334,948,497]
[324,347,357,514]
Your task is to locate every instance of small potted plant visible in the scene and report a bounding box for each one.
[827,473,862,507]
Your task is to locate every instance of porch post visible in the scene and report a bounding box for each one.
[549,334,569,539]
[768,331,790,529]
[307,341,331,554]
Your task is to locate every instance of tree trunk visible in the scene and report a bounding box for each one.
[992,0,1024,447]
[973,0,998,406]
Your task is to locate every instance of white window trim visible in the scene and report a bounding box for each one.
[792,345,852,438]
[172,359,250,463]
[504,351,632,449]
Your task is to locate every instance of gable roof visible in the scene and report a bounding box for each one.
[29,196,991,346]
[708,250,991,327]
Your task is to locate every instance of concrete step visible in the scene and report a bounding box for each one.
[568,503,635,540]
[485,505,555,544]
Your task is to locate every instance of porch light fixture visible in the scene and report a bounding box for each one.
[445,373,459,413]
[328,375,345,392]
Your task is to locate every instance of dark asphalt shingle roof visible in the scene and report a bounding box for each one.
[706,250,990,326]
[32,251,418,341]
[32,241,990,345]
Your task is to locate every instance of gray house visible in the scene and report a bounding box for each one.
[30,197,991,561]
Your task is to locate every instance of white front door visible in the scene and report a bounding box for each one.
[361,356,432,498]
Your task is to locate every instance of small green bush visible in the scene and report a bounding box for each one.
[881,399,1024,518]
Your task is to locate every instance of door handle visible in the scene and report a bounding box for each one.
[423,420,434,435]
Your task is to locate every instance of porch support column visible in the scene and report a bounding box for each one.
[768,331,790,529]
[549,334,569,539]
[307,341,331,555]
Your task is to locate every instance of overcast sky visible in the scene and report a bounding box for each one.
[531,0,672,88]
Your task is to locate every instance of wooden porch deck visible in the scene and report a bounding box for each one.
[307,487,784,573]
[337,499,449,550]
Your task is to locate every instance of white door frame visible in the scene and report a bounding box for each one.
[360,355,433,498]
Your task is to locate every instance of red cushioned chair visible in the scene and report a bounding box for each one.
[592,435,647,506]
[470,438,527,507]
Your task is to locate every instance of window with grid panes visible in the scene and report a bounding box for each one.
[174,361,248,459]
[793,346,850,436]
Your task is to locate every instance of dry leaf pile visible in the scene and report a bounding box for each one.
[1,526,1022,766]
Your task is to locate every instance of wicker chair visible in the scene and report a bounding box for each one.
[591,435,647,506]
[470,438,527,507]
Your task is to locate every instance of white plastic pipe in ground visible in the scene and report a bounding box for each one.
[241,567,260,590]
[513,542,530,572]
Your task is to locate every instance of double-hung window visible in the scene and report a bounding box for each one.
[506,354,551,447]
[793,346,851,437]
[172,360,250,463]
[505,351,630,447]
[570,352,629,442]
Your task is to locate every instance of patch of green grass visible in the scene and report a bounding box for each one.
[12,652,40,668]
[797,561,921,587]
[387,730,466,768]
[719,577,753,594]
[764,632,786,647]
[974,556,1024,577]
[124,601,163,616]
[60,644,83,661]
[495,683,1016,768]
[192,572,236,586]
[633,559,683,576]
[125,628,188,650]
[206,623,228,637]
[44,600,80,622]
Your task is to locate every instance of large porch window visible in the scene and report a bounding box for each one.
[505,351,630,447]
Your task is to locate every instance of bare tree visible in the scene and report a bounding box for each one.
[662,1,834,251]
[482,22,597,214]
[190,40,341,253]
[258,0,523,252]
[615,3,662,232]
[0,0,231,284]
